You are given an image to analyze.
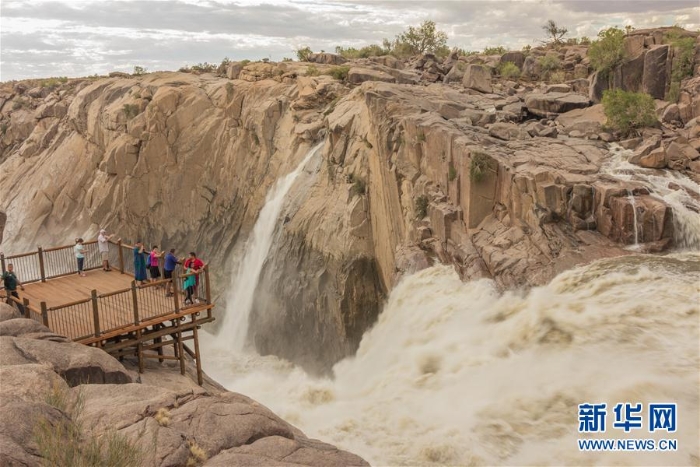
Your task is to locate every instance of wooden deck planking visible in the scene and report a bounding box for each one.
[20,269,134,308]
[17,270,194,340]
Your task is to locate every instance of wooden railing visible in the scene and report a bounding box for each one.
[2,240,212,342]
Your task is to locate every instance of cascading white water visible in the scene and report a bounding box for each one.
[626,189,640,248]
[604,145,700,249]
[203,254,700,466]
[200,141,699,466]
[216,143,322,351]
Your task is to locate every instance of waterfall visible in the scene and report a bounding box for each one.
[626,189,640,248]
[202,253,700,466]
[604,145,700,249]
[216,143,323,351]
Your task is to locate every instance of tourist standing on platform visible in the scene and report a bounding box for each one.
[1,264,25,315]
[183,265,196,306]
[74,238,86,277]
[164,248,181,297]
[133,241,148,285]
[149,246,164,284]
[183,252,205,302]
[98,229,119,271]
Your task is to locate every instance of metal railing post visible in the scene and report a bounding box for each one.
[118,240,125,274]
[131,281,139,325]
[40,301,48,327]
[38,247,46,282]
[91,289,101,341]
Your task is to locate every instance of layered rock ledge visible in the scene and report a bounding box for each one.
[0,303,367,467]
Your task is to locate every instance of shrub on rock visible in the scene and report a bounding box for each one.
[602,89,657,136]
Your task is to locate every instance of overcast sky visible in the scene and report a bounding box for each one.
[1,0,698,81]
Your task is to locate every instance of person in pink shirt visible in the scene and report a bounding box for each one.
[149,246,165,284]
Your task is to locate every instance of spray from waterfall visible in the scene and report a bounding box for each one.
[217,142,323,351]
[203,254,700,466]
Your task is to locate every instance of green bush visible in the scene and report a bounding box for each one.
[306,65,320,76]
[132,66,147,75]
[549,71,566,83]
[415,195,429,219]
[448,164,457,181]
[588,27,627,74]
[392,20,448,56]
[499,61,521,79]
[667,81,681,104]
[239,59,251,66]
[538,55,561,74]
[470,152,489,182]
[352,177,366,196]
[122,104,140,120]
[483,45,507,55]
[664,28,695,97]
[579,36,591,45]
[602,89,657,135]
[296,46,313,61]
[327,65,350,80]
[335,44,389,59]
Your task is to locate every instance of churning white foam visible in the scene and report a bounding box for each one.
[202,253,700,466]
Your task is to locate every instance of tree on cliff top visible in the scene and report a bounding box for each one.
[542,20,568,44]
[588,27,627,74]
[390,20,449,57]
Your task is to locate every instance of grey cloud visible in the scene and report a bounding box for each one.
[553,0,699,14]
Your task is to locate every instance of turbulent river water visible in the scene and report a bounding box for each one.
[204,146,700,466]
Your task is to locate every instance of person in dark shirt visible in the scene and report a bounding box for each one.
[2,263,25,315]
[164,248,181,297]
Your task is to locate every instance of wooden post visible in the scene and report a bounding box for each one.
[204,266,211,304]
[175,319,186,376]
[38,247,46,282]
[131,281,139,325]
[22,298,30,318]
[172,274,180,313]
[192,318,203,385]
[136,329,144,373]
[40,301,48,327]
[91,289,101,343]
[118,240,125,274]
[0,253,5,273]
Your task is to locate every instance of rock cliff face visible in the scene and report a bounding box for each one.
[0,303,368,466]
[1,28,699,372]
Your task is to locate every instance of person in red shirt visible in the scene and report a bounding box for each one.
[183,252,205,301]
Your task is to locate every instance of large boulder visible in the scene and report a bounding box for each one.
[0,336,132,386]
[500,51,525,69]
[643,45,670,99]
[347,67,395,85]
[308,53,347,65]
[462,64,492,93]
[525,92,590,117]
[556,104,606,136]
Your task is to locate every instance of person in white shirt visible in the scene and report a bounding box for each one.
[74,238,86,277]
[97,229,119,271]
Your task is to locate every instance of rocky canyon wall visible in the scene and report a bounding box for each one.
[2,30,699,372]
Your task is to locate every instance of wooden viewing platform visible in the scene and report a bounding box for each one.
[0,240,215,385]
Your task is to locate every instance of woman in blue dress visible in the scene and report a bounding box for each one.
[133,241,148,285]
